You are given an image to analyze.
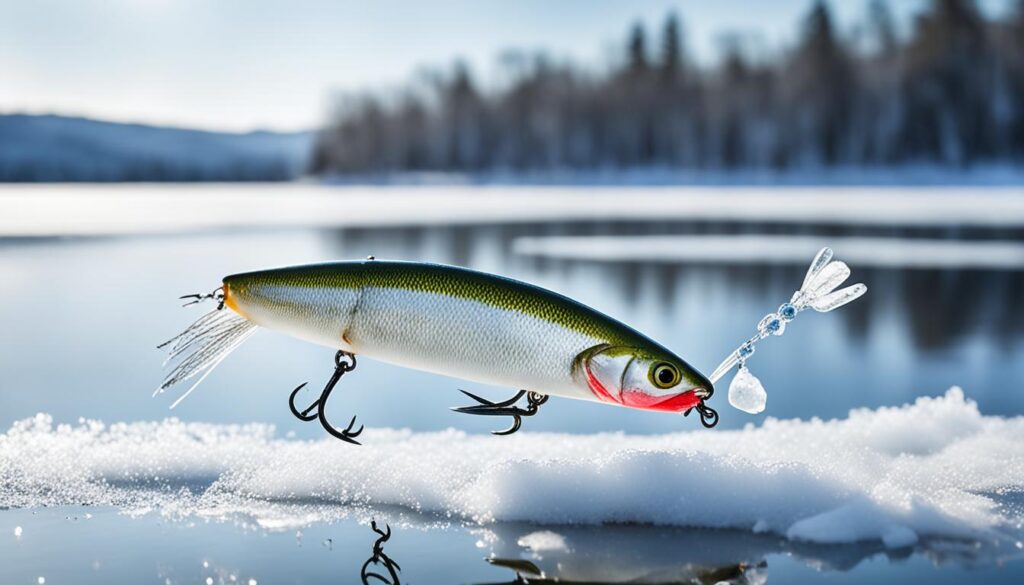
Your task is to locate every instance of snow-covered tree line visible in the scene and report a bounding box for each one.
[311,0,1024,175]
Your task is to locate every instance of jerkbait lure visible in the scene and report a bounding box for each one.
[158,248,864,444]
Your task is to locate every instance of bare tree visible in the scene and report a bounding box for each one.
[310,1,1024,177]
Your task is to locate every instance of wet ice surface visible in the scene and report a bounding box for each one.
[3,507,1024,585]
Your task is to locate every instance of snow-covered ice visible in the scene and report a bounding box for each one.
[1,388,1022,550]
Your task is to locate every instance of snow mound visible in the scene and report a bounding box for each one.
[1,388,1022,548]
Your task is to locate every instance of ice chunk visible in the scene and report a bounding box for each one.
[728,367,767,414]
[882,525,919,549]
[517,530,570,553]
[787,501,921,549]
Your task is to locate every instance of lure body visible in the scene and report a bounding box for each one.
[221,260,712,412]
[161,248,862,435]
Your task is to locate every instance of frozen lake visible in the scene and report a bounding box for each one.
[2,183,1024,236]
[2,184,1023,584]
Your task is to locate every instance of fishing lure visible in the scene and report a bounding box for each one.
[157,248,864,443]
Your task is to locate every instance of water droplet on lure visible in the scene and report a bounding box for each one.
[728,366,767,414]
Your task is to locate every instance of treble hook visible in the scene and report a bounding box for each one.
[452,389,549,435]
[288,350,364,445]
[179,287,225,310]
[361,519,402,585]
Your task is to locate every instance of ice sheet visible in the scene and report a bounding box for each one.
[512,235,1024,270]
[2,388,1022,548]
[3,185,1024,237]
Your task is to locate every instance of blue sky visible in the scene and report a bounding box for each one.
[0,0,1012,132]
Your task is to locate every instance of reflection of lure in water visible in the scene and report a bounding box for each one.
[361,520,401,585]
[481,524,782,585]
[157,248,863,444]
[485,555,765,585]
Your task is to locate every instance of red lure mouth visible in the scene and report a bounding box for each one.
[637,389,705,412]
[584,361,707,413]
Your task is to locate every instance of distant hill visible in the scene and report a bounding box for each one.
[0,114,314,182]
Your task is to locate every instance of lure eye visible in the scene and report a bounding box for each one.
[651,362,680,389]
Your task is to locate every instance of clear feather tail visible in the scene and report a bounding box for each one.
[156,309,257,408]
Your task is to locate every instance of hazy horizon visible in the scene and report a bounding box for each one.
[2,0,1013,133]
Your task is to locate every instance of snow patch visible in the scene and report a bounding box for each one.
[1,388,1022,549]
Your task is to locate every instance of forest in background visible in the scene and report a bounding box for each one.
[311,0,1024,176]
